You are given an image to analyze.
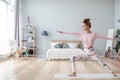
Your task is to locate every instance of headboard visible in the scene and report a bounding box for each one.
[51,40,81,48]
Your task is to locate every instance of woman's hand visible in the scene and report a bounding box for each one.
[114,37,116,40]
[56,30,64,33]
[113,37,116,41]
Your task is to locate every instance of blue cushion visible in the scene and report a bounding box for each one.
[54,43,62,48]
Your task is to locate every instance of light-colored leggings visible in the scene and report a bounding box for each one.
[70,48,113,73]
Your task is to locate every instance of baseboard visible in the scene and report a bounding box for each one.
[36,54,46,58]
[0,54,8,60]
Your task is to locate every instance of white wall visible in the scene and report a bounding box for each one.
[115,0,120,29]
[21,0,114,56]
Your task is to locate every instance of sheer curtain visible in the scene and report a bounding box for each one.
[15,0,20,46]
[0,0,16,54]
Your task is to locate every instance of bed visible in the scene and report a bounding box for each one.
[46,40,83,60]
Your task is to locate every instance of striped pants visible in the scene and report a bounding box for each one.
[70,48,113,73]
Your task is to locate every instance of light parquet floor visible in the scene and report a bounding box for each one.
[0,58,119,80]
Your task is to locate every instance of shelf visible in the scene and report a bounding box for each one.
[22,27,35,30]
[22,41,36,43]
[21,26,37,57]
[21,34,36,36]
[28,48,37,49]
[21,40,27,42]
[28,55,34,57]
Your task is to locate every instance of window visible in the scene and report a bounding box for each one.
[0,0,15,54]
[0,1,7,42]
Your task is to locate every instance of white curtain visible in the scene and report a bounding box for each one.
[15,0,20,46]
[0,0,17,54]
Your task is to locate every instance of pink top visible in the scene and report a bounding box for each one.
[63,32,113,49]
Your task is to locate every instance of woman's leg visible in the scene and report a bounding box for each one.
[69,53,85,76]
[91,55,117,77]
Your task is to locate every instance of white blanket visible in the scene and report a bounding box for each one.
[46,48,82,60]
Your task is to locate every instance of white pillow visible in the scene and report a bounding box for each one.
[51,42,62,48]
[68,43,78,48]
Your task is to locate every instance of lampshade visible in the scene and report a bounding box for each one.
[41,30,48,36]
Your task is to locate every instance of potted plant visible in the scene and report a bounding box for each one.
[114,29,120,53]
[29,31,32,35]
[32,37,35,42]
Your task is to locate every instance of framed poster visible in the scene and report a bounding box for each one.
[105,29,114,51]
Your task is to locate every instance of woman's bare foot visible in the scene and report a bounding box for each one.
[67,72,77,77]
[112,72,117,77]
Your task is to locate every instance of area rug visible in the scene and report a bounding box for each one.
[54,73,120,78]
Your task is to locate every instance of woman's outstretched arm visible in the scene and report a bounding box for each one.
[95,33,115,40]
[56,30,80,36]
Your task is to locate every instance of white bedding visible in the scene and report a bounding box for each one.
[46,48,83,60]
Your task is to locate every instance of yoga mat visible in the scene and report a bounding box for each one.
[54,73,120,78]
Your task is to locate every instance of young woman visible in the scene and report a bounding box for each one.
[57,18,117,77]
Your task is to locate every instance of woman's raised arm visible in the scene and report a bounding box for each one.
[95,33,115,40]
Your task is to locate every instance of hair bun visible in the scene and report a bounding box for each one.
[85,18,90,22]
[82,18,91,28]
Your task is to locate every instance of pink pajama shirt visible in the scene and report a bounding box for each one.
[63,31,113,49]
[63,31,113,58]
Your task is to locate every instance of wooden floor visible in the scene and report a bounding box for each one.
[0,58,120,80]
